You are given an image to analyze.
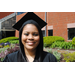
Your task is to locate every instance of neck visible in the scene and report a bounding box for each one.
[24,48,36,56]
[24,48,36,62]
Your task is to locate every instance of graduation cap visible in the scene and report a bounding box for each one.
[13,12,47,31]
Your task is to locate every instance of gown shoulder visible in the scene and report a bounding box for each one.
[43,51,57,62]
[3,50,57,62]
[3,50,19,62]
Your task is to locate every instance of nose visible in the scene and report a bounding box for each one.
[28,34,34,40]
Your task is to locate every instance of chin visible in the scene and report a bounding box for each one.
[25,46,36,51]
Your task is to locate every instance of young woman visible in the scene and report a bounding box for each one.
[3,12,57,62]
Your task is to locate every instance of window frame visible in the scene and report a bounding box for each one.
[48,30,53,36]
[42,30,45,37]
[68,28,75,40]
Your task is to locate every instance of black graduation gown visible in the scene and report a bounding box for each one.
[3,50,57,62]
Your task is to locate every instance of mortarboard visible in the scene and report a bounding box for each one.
[13,12,47,31]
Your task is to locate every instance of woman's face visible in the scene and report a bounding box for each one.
[21,24,40,51]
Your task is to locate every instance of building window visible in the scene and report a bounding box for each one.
[68,28,75,40]
[42,30,45,37]
[17,12,25,15]
[5,31,15,37]
[0,31,15,40]
[48,30,53,36]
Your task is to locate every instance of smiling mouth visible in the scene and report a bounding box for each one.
[26,42,35,45]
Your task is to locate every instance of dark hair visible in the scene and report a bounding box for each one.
[19,20,43,62]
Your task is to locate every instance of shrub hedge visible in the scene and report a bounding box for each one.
[50,41,75,49]
[9,40,19,44]
[43,36,65,47]
[62,52,75,62]
[0,37,19,43]
[48,49,61,62]
[72,37,75,46]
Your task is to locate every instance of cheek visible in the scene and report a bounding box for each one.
[35,36,40,43]
[21,34,27,43]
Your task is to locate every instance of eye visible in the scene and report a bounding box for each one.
[33,33,39,36]
[24,33,29,36]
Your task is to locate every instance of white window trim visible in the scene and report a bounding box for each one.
[48,26,53,30]
[41,25,53,30]
[67,23,75,28]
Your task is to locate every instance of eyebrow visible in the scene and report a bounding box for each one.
[24,31,39,33]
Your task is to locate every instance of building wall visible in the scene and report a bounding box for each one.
[47,12,75,41]
[16,12,75,41]
[0,12,14,19]
[1,16,16,30]
[0,12,16,39]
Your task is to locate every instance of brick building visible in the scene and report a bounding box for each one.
[15,12,75,41]
[0,12,16,39]
[0,12,14,19]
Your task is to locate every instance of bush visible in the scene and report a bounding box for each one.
[0,36,19,43]
[48,49,61,62]
[72,37,75,47]
[4,45,10,48]
[9,40,19,44]
[0,42,10,48]
[0,45,3,48]
[62,52,75,62]
[53,51,61,62]
[0,47,9,53]
[43,36,65,47]
[50,41,75,49]
[0,44,20,61]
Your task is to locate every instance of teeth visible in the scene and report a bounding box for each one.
[27,42,34,45]
[28,43,33,44]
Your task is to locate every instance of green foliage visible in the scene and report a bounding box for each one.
[53,51,61,62]
[9,40,19,44]
[0,36,19,43]
[0,44,15,53]
[4,45,10,48]
[50,41,75,49]
[0,45,3,48]
[43,36,65,47]
[48,49,61,62]
[47,49,52,54]
[72,37,75,46]
[62,52,75,62]
[0,47,9,53]
[0,44,20,61]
